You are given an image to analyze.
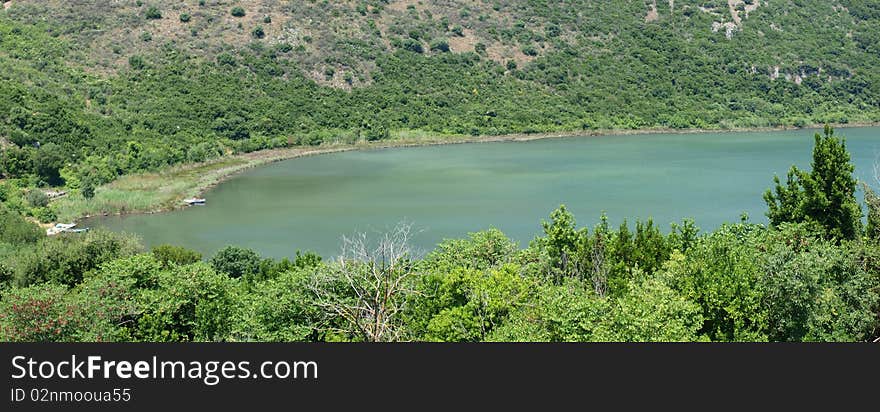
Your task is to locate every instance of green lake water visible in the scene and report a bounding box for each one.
[87,127,880,258]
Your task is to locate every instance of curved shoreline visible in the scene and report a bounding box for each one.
[62,121,878,223]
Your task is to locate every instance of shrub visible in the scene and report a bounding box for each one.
[0,206,42,245]
[179,13,191,23]
[211,246,261,278]
[231,7,245,17]
[251,25,265,39]
[34,207,56,224]
[128,55,146,70]
[152,244,202,266]
[0,284,80,342]
[134,262,236,341]
[145,6,162,20]
[430,38,450,53]
[80,181,95,199]
[25,190,48,208]
[10,230,142,287]
[401,38,423,53]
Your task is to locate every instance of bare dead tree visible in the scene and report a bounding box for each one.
[310,222,420,342]
[590,233,608,297]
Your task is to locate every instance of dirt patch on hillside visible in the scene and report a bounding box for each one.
[448,28,477,53]
[386,0,420,12]
[3,1,12,10]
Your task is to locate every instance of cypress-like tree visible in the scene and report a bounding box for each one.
[764,125,862,240]
[865,184,880,242]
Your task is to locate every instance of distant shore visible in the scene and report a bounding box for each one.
[56,121,879,223]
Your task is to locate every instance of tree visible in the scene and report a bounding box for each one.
[541,205,583,280]
[0,205,43,245]
[866,185,880,242]
[764,125,862,240]
[152,244,202,266]
[210,246,261,278]
[309,223,418,342]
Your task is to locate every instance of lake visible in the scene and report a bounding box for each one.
[88,127,880,258]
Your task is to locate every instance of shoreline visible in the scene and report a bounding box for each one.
[61,121,878,223]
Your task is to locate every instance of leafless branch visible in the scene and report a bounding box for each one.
[309,222,422,342]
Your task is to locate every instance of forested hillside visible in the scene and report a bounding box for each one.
[1,0,880,222]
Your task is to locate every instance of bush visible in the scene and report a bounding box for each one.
[231,7,245,17]
[0,284,80,342]
[401,38,423,53]
[34,207,56,224]
[152,244,202,266]
[232,269,322,341]
[9,230,142,287]
[128,55,146,70]
[430,38,450,53]
[211,246,261,278]
[134,262,236,341]
[251,26,265,39]
[81,181,95,199]
[0,206,43,245]
[179,13,191,23]
[25,190,49,208]
[145,6,162,20]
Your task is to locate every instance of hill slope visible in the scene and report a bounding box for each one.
[1,0,879,190]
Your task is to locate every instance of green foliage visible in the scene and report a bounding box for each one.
[25,189,48,208]
[8,230,142,287]
[409,264,533,342]
[152,244,202,266]
[429,38,450,53]
[421,228,518,271]
[490,276,702,342]
[662,223,770,341]
[0,284,81,342]
[133,262,236,342]
[210,246,261,278]
[179,13,191,23]
[866,185,880,242]
[764,126,862,240]
[145,6,161,20]
[230,7,245,17]
[251,26,265,39]
[232,268,323,341]
[0,205,42,245]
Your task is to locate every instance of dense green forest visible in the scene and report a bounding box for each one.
[2,127,880,342]
[1,0,880,205]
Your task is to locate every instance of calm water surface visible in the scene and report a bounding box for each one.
[88,128,880,258]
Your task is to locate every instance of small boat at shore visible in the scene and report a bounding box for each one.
[46,223,89,236]
[183,198,206,205]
